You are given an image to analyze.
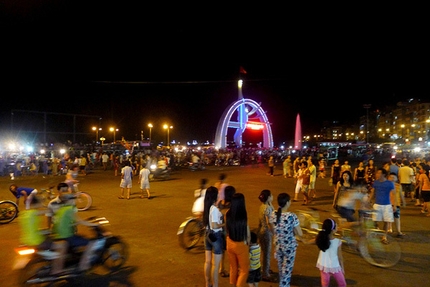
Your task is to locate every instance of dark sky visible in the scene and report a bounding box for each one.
[1,3,429,146]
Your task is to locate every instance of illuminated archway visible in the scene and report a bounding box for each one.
[214,98,273,149]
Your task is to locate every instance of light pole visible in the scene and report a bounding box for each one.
[163,124,173,147]
[110,127,118,143]
[148,123,153,144]
[92,126,102,142]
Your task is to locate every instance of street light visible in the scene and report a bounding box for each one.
[148,123,153,144]
[92,126,102,142]
[163,124,173,146]
[110,127,118,143]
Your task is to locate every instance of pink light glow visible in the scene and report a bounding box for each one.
[294,113,302,150]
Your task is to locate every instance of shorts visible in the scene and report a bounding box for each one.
[372,204,394,223]
[120,179,132,188]
[337,206,356,222]
[421,190,430,202]
[309,180,316,189]
[247,267,262,283]
[204,230,224,254]
[401,183,413,193]
[393,206,401,219]
[301,185,309,194]
[140,181,150,189]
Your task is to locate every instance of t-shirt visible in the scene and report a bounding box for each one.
[209,205,223,232]
[373,180,395,205]
[121,166,133,181]
[249,244,261,271]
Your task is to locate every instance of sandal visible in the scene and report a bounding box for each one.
[381,237,389,244]
[219,270,229,277]
[118,196,124,199]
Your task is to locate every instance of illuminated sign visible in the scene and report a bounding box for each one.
[246,123,264,130]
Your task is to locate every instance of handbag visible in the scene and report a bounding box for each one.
[328,178,333,186]
[206,228,217,243]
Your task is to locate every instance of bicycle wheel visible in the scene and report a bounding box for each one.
[178,218,203,249]
[0,200,19,224]
[75,192,92,211]
[359,231,401,268]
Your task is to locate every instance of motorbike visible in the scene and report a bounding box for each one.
[149,164,171,181]
[188,162,205,171]
[13,216,128,286]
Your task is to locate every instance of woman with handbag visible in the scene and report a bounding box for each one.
[203,186,225,287]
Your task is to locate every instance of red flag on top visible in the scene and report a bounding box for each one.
[239,66,247,74]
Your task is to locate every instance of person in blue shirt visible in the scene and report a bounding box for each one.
[9,184,38,210]
[369,168,396,244]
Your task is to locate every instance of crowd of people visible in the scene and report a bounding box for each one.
[8,145,430,286]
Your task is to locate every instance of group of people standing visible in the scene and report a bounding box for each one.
[198,172,345,287]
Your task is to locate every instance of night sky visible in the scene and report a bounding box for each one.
[1,3,429,146]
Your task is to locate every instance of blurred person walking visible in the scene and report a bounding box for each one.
[308,158,317,200]
[226,193,251,287]
[387,173,406,236]
[398,159,415,199]
[283,155,292,178]
[417,165,430,216]
[118,160,133,200]
[330,159,342,193]
[214,173,229,207]
[269,193,303,287]
[353,161,366,188]
[138,165,151,199]
[365,158,377,192]
[267,155,275,177]
[369,168,396,244]
[293,160,310,205]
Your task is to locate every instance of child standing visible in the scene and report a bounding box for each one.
[312,218,346,287]
[247,232,262,287]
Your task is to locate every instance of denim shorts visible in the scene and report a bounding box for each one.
[337,206,356,222]
[204,230,224,254]
[393,206,401,219]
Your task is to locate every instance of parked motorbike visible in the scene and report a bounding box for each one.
[13,216,128,286]
[149,164,171,181]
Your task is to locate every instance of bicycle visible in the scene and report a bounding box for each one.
[0,200,19,224]
[177,215,205,250]
[297,208,401,268]
[39,183,93,211]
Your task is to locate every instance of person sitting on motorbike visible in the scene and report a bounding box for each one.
[64,164,79,192]
[9,183,40,210]
[19,194,52,250]
[46,182,98,274]
[157,155,167,170]
[192,178,208,218]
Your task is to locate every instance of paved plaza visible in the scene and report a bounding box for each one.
[1,161,429,286]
